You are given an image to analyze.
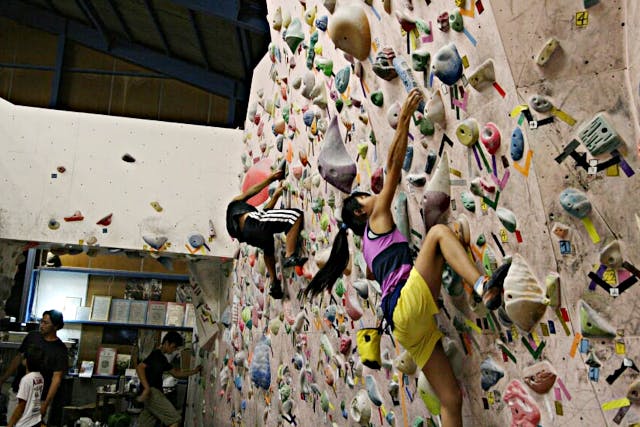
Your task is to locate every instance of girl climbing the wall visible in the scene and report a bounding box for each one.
[304,88,509,427]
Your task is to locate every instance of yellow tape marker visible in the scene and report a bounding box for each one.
[606,164,619,176]
[510,104,529,118]
[510,325,519,341]
[581,217,601,243]
[603,269,617,286]
[462,55,470,69]
[601,398,630,411]
[531,331,541,346]
[487,391,495,405]
[449,167,462,177]
[616,340,626,355]
[465,319,482,334]
[410,30,417,51]
[551,107,577,126]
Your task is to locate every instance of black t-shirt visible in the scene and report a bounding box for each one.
[226,200,257,239]
[12,331,68,400]
[143,349,173,390]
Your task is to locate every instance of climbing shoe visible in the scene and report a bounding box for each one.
[283,255,308,268]
[269,279,284,300]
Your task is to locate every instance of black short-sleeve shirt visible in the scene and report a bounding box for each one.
[12,331,68,399]
[142,349,173,390]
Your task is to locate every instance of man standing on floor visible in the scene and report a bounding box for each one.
[0,310,68,426]
[136,331,201,427]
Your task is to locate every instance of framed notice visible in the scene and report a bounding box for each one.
[96,347,117,376]
[183,303,195,328]
[146,301,167,326]
[75,306,91,321]
[165,302,185,327]
[129,300,148,325]
[109,299,131,323]
[63,297,82,321]
[90,296,112,322]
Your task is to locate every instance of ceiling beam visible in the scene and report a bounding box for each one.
[169,0,268,35]
[105,0,133,42]
[0,0,246,100]
[188,9,211,70]
[76,0,110,49]
[143,0,171,56]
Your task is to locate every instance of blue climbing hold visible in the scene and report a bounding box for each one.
[510,127,524,161]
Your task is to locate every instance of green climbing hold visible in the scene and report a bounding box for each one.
[335,98,344,112]
[371,91,384,107]
[449,10,463,32]
[320,213,330,231]
[418,116,435,136]
[476,234,486,246]
[460,191,476,212]
[312,198,325,214]
[416,19,431,35]
[357,142,368,158]
[369,130,377,145]
[335,278,345,297]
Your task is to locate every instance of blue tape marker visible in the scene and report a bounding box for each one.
[429,70,434,87]
[370,5,381,20]
[462,28,478,46]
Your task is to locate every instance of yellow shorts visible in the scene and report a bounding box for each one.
[392,267,444,369]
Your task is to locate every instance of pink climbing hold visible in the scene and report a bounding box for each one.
[241,158,273,206]
[480,122,501,155]
[503,379,541,427]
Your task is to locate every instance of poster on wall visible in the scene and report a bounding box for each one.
[96,347,117,376]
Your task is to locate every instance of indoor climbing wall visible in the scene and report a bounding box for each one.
[0,97,243,259]
[205,0,640,426]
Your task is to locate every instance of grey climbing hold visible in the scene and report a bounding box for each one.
[143,235,168,250]
[578,112,623,156]
[317,116,357,193]
[559,188,591,219]
[432,43,463,86]
[335,66,351,93]
[529,95,553,113]
[480,357,504,391]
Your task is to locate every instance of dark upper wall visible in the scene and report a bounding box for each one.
[0,16,234,127]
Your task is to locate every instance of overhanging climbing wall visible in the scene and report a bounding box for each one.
[198,1,640,426]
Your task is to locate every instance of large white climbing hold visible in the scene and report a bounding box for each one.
[467,59,495,91]
[394,350,417,375]
[350,389,372,425]
[503,254,549,332]
[328,3,371,61]
[577,299,616,338]
[426,90,446,129]
[422,151,451,231]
